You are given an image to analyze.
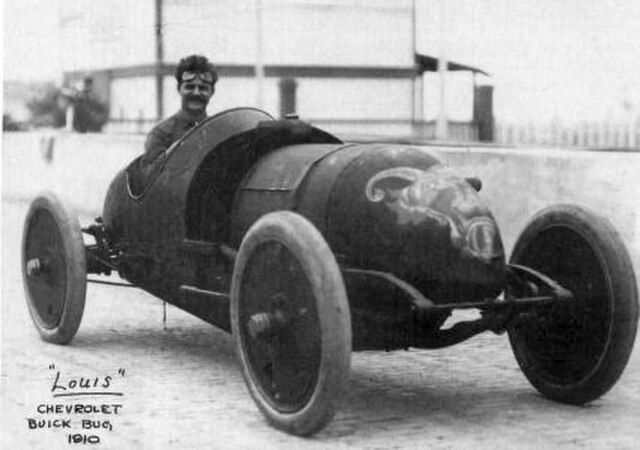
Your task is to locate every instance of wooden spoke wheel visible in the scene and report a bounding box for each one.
[231,211,351,436]
[22,192,87,344]
[508,204,638,404]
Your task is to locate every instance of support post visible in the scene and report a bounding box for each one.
[473,85,494,142]
[411,0,424,136]
[278,78,297,117]
[155,0,164,121]
[436,0,448,140]
[255,0,265,109]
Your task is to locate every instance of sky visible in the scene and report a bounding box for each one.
[3,0,61,80]
[3,0,640,124]
[417,0,640,123]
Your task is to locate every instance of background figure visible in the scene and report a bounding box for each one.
[62,77,109,132]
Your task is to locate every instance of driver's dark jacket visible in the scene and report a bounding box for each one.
[141,110,206,168]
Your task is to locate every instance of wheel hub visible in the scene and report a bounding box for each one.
[26,257,47,277]
[247,310,288,339]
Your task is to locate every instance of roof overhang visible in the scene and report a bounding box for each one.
[65,55,490,81]
[415,53,490,77]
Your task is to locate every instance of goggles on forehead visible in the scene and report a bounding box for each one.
[181,71,215,85]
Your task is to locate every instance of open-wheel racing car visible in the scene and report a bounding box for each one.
[22,108,639,436]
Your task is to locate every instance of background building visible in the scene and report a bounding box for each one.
[58,0,489,139]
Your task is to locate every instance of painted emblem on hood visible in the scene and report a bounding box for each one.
[365,166,456,226]
[364,166,502,261]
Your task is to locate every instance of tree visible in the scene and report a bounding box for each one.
[25,82,109,131]
[3,113,23,131]
[25,82,67,128]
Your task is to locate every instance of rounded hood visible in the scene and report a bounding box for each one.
[325,146,506,298]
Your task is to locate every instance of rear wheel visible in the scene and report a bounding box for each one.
[22,192,87,344]
[231,211,351,436]
[508,204,638,404]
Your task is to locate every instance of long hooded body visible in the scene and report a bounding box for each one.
[103,109,505,307]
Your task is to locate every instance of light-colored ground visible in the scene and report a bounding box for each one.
[2,197,639,449]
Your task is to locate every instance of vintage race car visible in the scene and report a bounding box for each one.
[22,107,639,436]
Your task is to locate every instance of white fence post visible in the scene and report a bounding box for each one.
[495,119,640,149]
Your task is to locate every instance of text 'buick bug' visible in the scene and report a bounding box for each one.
[22,108,639,436]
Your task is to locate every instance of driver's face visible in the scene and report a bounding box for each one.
[179,76,214,114]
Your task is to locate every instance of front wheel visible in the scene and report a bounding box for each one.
[22,192,87,344]
[230,211,352,436]
[508,204,638,404]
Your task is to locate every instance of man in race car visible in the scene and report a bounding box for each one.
[141,54,218,168]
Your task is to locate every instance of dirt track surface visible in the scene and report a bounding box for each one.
[2,198,639,449]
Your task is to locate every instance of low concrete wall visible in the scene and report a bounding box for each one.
[3,131,639,267]
[3,131,142,217]
[431,145,640,258]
